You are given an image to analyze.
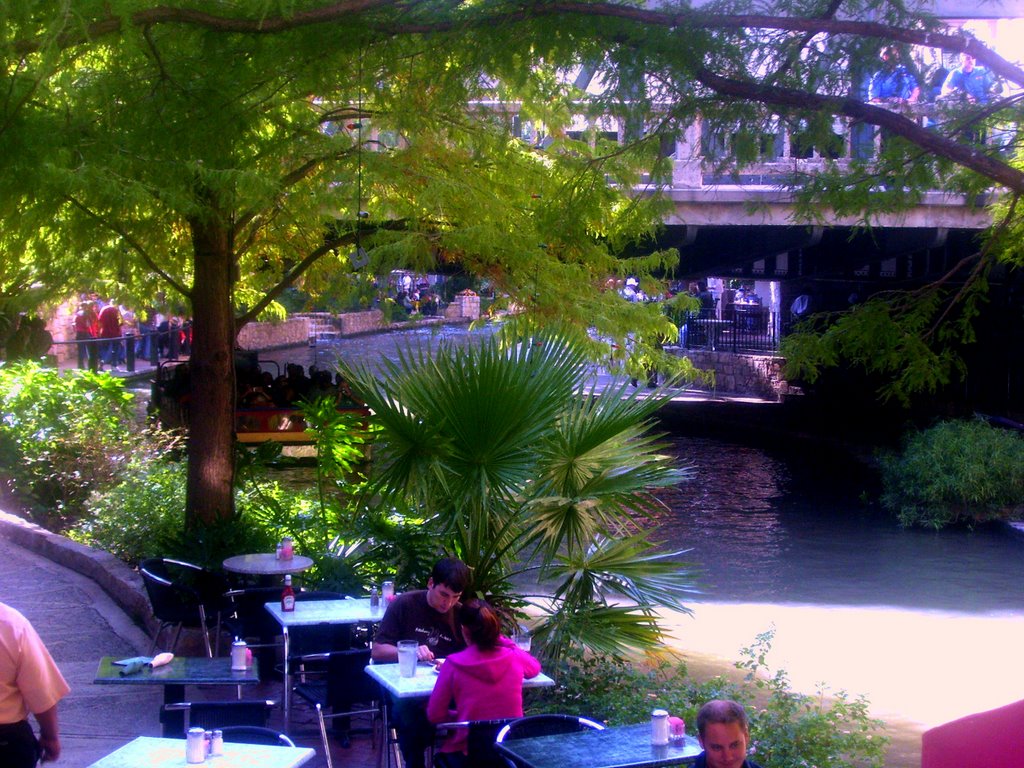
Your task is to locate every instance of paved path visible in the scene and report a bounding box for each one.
[0,532,161,766]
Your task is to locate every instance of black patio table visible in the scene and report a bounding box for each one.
[94,655,260,737]
[495,722,702,768]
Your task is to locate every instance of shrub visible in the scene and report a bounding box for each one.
[879,418,1024,528]
[75,420,428,586]
[71,448,189,564]
[0,362,135,529]
[736,630,889,768]
[529,630,889,768]
[527,647,737,726]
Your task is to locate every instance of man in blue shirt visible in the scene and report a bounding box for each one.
[941,53,1000,104]
[693,700,764,768]
[869,47,919,105]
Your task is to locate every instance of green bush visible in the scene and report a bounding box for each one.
[736,630,888,768]
[0,362,135,529]
[529,630,888,768]
[71,448,190,564]
[528,648,736,726]
[880,419,1024,528]
[74,416,429,587]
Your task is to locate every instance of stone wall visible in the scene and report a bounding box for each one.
[671,348,799,401]
[338,310,384,335]
[236,317,310,350]
[237,310,388,351]
[445,290,480,320]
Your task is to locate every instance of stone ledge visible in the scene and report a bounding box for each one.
[0,509,155,636]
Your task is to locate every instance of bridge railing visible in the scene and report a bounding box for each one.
[679,307,779,355]
[469,99,1013,190]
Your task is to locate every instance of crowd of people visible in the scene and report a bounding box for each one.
[2,314,53,362]
[236,362,362,410]
[72,296,192,372]
[868,47,1002,108]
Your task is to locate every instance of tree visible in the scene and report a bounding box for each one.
[3,1,1023,524]
[340,330,697,658]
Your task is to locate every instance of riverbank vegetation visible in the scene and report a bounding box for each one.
[338,331,696,659]
[879,419,1024,529]
[531,630,888,768]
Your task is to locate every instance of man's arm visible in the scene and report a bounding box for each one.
[34,705,61,762]
[371,642,399,662]
[940,69,961,98]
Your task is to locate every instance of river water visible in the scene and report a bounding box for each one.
[649,434,1024,765]
[300,326,1024,763]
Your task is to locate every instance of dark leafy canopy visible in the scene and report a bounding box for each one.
[5,1,1022,312]
[3,0,1023,520]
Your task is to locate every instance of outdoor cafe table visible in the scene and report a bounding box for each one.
[264,597,382,725]
[87,735,314,768]
[94,656,260,737]
[366,660,554,700]
[366,661,555,754]
[222,553,314,579]
[495,722,702,768]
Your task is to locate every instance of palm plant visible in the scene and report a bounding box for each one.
[339,330,698,660]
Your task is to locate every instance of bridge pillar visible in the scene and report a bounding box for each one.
[673,121,702,189]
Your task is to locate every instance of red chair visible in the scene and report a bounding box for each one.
[921,698,1024,768]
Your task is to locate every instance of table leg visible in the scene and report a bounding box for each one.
[282,626,291,728]
[161,684,186,737]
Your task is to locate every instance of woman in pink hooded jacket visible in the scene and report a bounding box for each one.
[426,598,542,759]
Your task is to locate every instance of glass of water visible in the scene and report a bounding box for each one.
[513,626,532,652]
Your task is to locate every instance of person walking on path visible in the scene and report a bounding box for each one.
[73,302,100,371]
[0,601,70,766]
[97,302,123,370]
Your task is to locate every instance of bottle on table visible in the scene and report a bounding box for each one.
[370,586,380,613]
[281,574,295,612]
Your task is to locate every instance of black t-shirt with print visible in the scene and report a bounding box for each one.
[374,589,465,658]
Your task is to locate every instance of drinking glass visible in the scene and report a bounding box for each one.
[397,640,418,678]
[514,627,532,652]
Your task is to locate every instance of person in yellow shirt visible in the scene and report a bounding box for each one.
[0,602,71,766]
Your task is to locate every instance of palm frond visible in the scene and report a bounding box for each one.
[535,603,667,661]
[548,533,701,610]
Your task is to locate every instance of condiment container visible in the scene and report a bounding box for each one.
[185,727,207,764]
[651,709,670,746]
[668,715,686,744]
[231,638,248,671]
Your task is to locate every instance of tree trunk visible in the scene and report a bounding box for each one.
[185,208,236,527]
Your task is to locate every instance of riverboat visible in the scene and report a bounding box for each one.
[149,354,369,444]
